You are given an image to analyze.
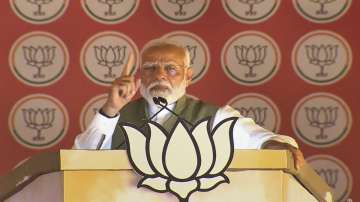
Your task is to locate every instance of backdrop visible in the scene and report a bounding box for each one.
[0,0,358,201]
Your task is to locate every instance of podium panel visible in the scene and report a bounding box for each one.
[4,172,63,202]
[0,150,332,202]
[62,170,318,202]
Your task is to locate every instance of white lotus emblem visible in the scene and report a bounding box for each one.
[121,117,237,202]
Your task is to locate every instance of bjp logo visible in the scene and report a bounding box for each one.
[292,31,352,85]
[292,92,352,148]
[81,31,139,86]
[122,117,237,202]
[9,31,69,87]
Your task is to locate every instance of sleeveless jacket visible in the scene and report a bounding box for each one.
[111,95,219,149]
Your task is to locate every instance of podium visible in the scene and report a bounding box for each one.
[0,150,333,202]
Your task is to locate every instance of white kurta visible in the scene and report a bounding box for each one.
[73,103,298,150]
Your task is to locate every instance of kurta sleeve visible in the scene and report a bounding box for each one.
[73,112,119,149]
[213,105,298,149]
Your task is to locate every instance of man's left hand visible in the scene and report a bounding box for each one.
[262,140,306,170]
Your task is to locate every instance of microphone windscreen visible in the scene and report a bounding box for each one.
[158,97,168,105]
[152,97,159,104]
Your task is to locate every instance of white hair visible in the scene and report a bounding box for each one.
[141,38,191,67]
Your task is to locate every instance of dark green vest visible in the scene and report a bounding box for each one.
[111,95,218,149]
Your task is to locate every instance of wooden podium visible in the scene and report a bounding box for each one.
[0,150,333,202]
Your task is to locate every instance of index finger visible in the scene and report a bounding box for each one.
[121,53,135,76]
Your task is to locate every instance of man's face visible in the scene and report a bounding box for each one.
[139,45,193,100]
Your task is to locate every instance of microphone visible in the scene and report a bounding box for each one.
[152,96,193,127]
[145,97,167,122]
[140,97,167,128]
[96,134,106,150]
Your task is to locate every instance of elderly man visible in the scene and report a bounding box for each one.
[74,38,305,169]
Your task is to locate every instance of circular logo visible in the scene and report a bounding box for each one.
[222,31,281,86]
[79,94,108,131]
[8,94,69,149]
[292,30,352,85]
[151,0,210,24]
[227,93,281,132]
[10,0,69,24]
[81,0,139,24]
[307,155,352,202]
[80,31,139,86]
[292,93,352,148]
[162,31,210,83]
[9,31,69,87]
[293,0,352,23]
[222,0,281,24]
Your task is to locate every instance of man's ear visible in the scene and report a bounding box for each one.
[185,67,193,86]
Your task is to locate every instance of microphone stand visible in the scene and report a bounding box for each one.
[154,97,194,127]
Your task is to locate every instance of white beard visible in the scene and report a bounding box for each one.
[140,79,187,106]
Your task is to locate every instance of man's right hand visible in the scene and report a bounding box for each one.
[101,54,141,117]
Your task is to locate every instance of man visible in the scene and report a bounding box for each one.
[74,38,305,169]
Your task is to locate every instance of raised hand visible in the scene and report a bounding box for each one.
[101,53,141,117]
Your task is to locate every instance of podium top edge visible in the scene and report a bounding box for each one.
[59,149,294,171]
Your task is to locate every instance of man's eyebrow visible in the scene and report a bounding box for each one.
[142,62,158,67]
[163,61,180,65]
[142,61,182,66]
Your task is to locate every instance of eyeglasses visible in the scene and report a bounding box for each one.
[141,62,187,76]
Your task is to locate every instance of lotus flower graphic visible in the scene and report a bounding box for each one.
[98,0,124,16]
[121,117,237,202]
[22,108,56,141]
[27,0,53,16]
[309,0,337,15]
[238,0,265,16]
[305,44,338,77]
[186,45,197,65]
[168,0,195,16]
[305,106,338,140]
[23,46,56,78]
[235,45,267,78]
[94,45,126,78]
[316,168,338,189]
[237,107,267,126]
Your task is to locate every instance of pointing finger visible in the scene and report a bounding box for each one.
[121,53,135,76]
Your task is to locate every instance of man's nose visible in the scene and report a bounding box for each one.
[154,66,167,79]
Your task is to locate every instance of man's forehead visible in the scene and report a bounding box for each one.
[142,45,185,57]
[142,60,180,65]
[141,45,186,65]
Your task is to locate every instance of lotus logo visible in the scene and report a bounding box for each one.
[307,155,352,202]
[310,0,336,15]
[305,44,338,77]
[292,30,351,85]
[22,108,56,141]
[235,45,267,78]
[98,0,124,16]
[237,107,267,126]
[305,106,338,140]
[122,117,237,202]
[27,0,53,16]
[316,168,338,188]
[238,0,265,16]
[186,45,197,65]
[23,46,56,79]
[293,0,352,24]
[168,0,195,16]
[94,45,126,78]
